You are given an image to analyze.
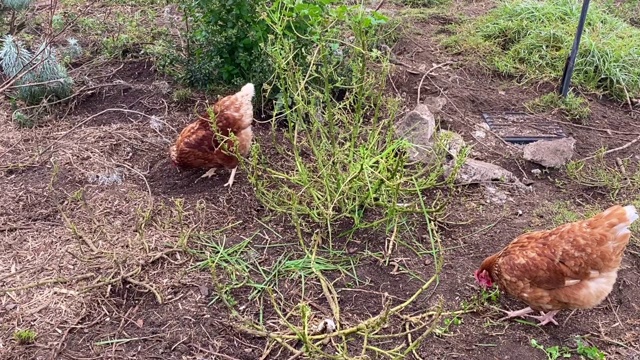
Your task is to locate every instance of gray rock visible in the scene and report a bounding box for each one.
[152,80,171,95]
[395,104,436,163]
[445,158,524,188]
[485,185,511,204]
[523,137,576,168]
[423,97,447,112]
[472,123,490,139]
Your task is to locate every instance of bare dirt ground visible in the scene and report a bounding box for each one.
[2,1,640,359]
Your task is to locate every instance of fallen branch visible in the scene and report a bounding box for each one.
[0,273,95,294]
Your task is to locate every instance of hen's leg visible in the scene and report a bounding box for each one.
[223,167,237,188]
[494,306,534,321]
[195,168,217,183]
[526,310,559,326]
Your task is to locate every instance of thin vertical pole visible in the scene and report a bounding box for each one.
[559,0,591,98]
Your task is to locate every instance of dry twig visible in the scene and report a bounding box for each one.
[0,273,95,295]
[417,62,454,105]
[578,133,640,162]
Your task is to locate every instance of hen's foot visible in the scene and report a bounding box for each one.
[195,168,217,183]
[526,310,559,326]
[494,306,534,321]
[223,167,237,188]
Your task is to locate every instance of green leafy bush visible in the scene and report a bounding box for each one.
[165,0,390,94]
[176,0,271,90]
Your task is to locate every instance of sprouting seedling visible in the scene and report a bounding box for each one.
[13,329,36,345]
[65,38,83,59]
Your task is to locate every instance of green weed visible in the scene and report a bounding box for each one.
[71,7,170,59]
[566,154,640,200]
[537,201,602,227]
[13,329,37,345]
[11,110,34,128]
[192,234,359,307]
[531,337,606,360]
[525,92,591,122]
[531,339,571,360]
[434,314,463,336]
[575,337,606,360]
[179,1,465,358]
[172,88,192,105]
[101,9,169,58]
[70,188,84,202]
[445,0,640,102]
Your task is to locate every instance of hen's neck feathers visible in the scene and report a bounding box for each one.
[479,253,500,278]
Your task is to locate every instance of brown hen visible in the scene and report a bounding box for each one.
[475,205,638,325]
[169,83,254,187]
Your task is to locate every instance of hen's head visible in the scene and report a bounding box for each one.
[474,269,493,288]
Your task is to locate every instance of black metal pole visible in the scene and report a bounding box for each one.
[559,0,591,98]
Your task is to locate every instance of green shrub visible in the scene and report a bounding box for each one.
[249,3,464,240]
[176,0,271,90]
[165,0,382,94]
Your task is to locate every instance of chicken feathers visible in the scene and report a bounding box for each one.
[475,205,638,325]
[169,83,255,187]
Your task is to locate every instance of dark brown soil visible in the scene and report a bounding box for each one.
[2,1,640,359]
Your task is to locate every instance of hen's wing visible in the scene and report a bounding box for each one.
[210,83,255,164]
[171,119,220,169]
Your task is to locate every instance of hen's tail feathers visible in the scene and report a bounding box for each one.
[238,83,255,101]
[595,205,638,251]
[213,83,256,133]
